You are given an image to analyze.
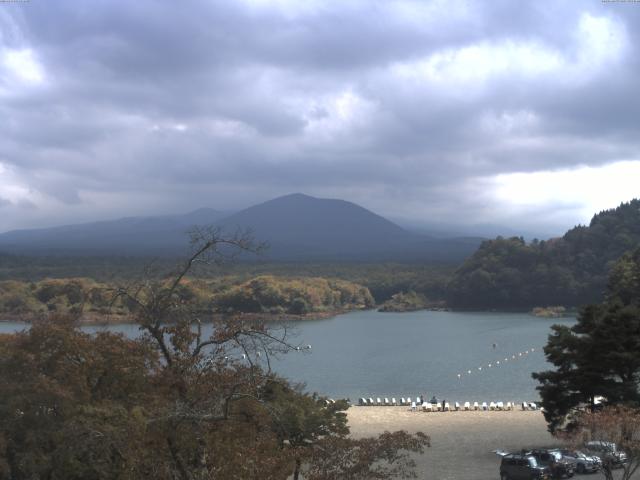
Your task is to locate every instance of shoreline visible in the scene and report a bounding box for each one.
[0,308,362,326]
[0,306,578,326]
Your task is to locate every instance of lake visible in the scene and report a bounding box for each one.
[0,310,573,403]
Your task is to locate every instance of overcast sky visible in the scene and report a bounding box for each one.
[1,0,639,236]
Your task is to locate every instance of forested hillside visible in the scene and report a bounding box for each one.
[0,275,374,321]
[447,199,640,309]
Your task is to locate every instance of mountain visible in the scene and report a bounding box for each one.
[447,199,640,309]
[0,208,228,256]
[215,193,482,262]
[218,194,412,258]
[0,193,482,262]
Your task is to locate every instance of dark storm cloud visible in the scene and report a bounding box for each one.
[1,0,639,233]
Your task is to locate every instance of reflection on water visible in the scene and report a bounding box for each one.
[0,310,574,402]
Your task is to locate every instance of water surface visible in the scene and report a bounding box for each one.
[0,310,573,403]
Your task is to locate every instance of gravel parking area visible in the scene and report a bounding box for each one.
[347,407,565,480]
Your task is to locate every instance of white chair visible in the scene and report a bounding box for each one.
[444,402,450,411]
[416,397,422,405]
[481,402,488,411]
[391,398,397,406]
[521,401,528,411]
[473,401,479,410]
[455,401,461,411]
[359,398,366,406]
[529,402,537,410]
[368,398,374,406]
[422,402,431,412]
[489,401,496,411]
[376,397,382,406]
[384,398,390,406]
[435,403,442,412]
[463,401,471,411]
[506,401,512,410]
[411,401,416,411]
[496,401,504,410]
[400,397,406,406]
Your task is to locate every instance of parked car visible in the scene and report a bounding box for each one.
[527,450,574,478]
[500,453,550,480]
[554,449,601,474]
[584,441,627,468]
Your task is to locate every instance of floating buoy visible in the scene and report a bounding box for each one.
[306,344,312,349]
[467,370,472,374]
[478,366,482,371]
[457,373,461,379]
[496,361,500,365]
[488,363,492,368]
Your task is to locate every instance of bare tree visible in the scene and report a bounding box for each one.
[569,406,640,480]
[111,228,304,479]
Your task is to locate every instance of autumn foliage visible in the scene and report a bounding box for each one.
[0,231,428,479]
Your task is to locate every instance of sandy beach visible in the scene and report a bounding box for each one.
[347,407,563,480]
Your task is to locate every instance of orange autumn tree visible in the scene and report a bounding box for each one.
[0,227,429,480]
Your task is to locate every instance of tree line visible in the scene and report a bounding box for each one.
[448,199,640,309]
[0,275,374,321]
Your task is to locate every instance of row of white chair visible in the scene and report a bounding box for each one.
[358,398,540,411]
[358,397,433,406]
[412,401,539,411]
[359,397,400,406]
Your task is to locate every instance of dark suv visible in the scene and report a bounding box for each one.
[500,453,550,480]
[527,450,574,478]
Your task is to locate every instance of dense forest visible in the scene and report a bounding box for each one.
[0,257,453,305]
[0,275,374,321]
[447,199,640,309]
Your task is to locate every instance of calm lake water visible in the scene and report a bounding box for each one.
[0,310,574,403]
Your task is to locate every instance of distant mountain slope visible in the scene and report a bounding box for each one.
[217,193,482,262]
[0,208,227,255]
[0,193,482,262]
[218,193,413,257]
[447,199,640,309]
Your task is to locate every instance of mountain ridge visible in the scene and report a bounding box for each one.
[0,193,482,263]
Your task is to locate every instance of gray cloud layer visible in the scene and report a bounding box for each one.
[1,0,639,235]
